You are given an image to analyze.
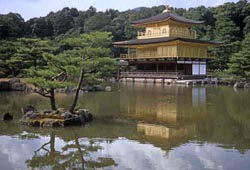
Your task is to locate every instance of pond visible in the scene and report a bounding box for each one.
[0,83,250,170]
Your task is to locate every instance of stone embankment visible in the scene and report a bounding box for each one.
[233,82,250,89]
[55,85,112,93]
[120,77,250,89]
[0,78,112,93]
[0,78,31,91]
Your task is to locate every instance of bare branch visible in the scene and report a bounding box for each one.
[34,88,51,98]
[51,72,67,82]
[35,141,51,155]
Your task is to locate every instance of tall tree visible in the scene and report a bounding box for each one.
[30,18,53,38]
[213,3,241,70]
[26,52,77,110]
[0,40,18,76]
[0,13,25,39]
[228,34,250,80]
[68,32,117,112]
[0,38,53,76]
[243,16,250,35]
[25,32,117,111]
[84,13,112,33]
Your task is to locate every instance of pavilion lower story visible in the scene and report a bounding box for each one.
[119,59,207,80]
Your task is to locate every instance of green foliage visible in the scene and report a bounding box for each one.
[22,32,117,110]
[209,2,241,70]
[0,40,18,74]
[28,77,68,89]
[1,1,250,75]
[0,13,24,39]
[1,1,249,44]
[30,18,53,37]
[0,38,53,76]
[243,16,250,35]
[214,70,232,80]
[52,8,76,35]
[26,52,75,89]
[59,32,117,84]
[84,13,112,33]
[215,18,240,43]
[228,34,250,80]
[95,57,118,78]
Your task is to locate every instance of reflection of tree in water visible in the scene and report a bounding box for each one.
[26,131,117,170]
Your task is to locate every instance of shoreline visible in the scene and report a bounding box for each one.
[1,77,250,92]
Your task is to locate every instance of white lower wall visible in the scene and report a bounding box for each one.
[192,64,200,75]
[200,64,206,75]
[192,63,206,75]
[177,60,207,75]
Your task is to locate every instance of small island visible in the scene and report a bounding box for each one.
[19,106,93,127]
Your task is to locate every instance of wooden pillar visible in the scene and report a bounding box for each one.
[156,63,159,72]
[117,67,120,80]
[198,59,200,75]
[175,59,178,73]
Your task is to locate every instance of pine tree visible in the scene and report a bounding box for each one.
[0,40,18,75]
[26,52,77,110]
[0,38,53,76]
[26,32,117,111]
[213,4,241,70]
[68,32,117,112]
[228,34,250,80]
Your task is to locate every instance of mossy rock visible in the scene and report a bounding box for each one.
[19,108,93,127]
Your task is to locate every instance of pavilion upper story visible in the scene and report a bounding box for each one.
[114,6,218,80]
[114,6,217,60]
[131,7,203,40]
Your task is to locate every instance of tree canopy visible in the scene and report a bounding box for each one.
[24,32,117,111]
[228,34,250,80]
[0,0,250,74]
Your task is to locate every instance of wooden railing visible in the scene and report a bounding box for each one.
[207,53,216,58]
[170,30,196,39]
[120,72,207,80]
[137,31,168,39]
[120,54,137,59]
[120,54,174,59]
[120,53,216,59]
[137,30,197,39]
[120,71,179,79]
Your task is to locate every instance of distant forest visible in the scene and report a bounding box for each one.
[0,0,250,77]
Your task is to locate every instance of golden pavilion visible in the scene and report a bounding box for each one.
[114,6,217,81]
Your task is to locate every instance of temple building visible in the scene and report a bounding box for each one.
[114,6,218,81]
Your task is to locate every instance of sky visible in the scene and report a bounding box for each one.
[0,0,239,20]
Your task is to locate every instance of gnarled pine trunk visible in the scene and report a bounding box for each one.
[69,67,84,113]
[49,89,57,111]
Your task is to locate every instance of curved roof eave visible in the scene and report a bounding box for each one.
[114,37,219,47]
[131,12,204,25]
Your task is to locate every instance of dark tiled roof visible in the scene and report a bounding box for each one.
[131,12,204,25]
[114,37,218,46]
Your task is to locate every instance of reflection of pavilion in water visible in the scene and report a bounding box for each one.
[120,84,207,124]
[137,123,196,139]
[120,84,207,140]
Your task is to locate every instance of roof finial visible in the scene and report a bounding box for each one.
[163,5,171,13]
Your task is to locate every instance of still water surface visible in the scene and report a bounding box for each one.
[0,83,250,170]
